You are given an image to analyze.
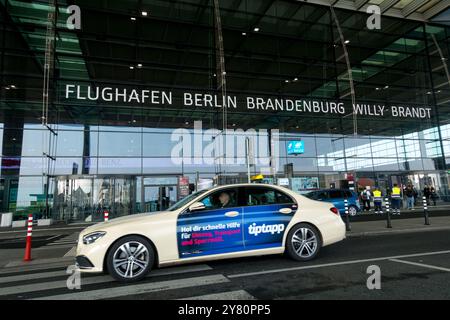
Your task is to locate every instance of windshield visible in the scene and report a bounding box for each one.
[167,189,209,211]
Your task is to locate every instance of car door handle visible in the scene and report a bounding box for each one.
[224,211,239,217]
[279,208,293,214]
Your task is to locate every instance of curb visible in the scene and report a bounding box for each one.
[346,226,450,237]
[0,225,92,234]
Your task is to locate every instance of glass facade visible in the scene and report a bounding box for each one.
[1,0,450,222]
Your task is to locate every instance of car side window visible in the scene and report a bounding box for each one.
[316,191,328,200]
[307,192,317,199]
[329,190,342,199]
[245,187,293,206]
[199,188,238,210]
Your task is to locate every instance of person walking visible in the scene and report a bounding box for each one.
[405,185,415,210]
[373,187,383,214]
[391,184,402,215]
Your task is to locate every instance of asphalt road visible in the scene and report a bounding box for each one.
[0,229,449,300]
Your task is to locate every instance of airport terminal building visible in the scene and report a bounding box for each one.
[1,0,450,222]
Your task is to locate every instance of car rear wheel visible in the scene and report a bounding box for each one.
[348,205,358,217]
[286,223,321,261]
[107,236,154,282]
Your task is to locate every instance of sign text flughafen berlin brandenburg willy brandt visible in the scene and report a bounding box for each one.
[64,84,433,119]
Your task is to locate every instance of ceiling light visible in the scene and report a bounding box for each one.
[285,80,290,83]
[137,63,142,68]
[253,27,260,32]
[384,85,389,89]
[427,91,432,95]
[185,121,189,125]
[375,87,380,91]
[130,17,136,21]
[5,86,10,90]
[242,32,247,36]
[293,78,298,82]
[344,40,350,44]
[10,85,16,89]
[141,11,148,16]
[129,66,134,70]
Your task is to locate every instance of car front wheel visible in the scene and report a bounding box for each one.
[286,223,322,261]
[106,236,154,282]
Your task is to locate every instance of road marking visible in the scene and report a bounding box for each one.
[0,264,212,292]
[64,246,76,257]
[0,262,73,275]
[227,250,450,278]
[179,290,256,300]
[45,233,79,247]
[389,259,450,272]
[0,270,65,284]
[4,256,74,268]
[46,241,77,246]
[33,274,229,300]
[45,235,61,241]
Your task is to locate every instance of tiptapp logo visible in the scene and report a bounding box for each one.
[248,223,285,236]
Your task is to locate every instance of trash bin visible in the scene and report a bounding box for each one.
[0,212,13,227]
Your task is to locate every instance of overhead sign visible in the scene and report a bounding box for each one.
[287,141,305,155]
[63,84,433,120]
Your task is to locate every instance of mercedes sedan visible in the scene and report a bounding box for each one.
[75,184,346,282]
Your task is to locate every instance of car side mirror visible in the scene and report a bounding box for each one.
[188,202,206,212]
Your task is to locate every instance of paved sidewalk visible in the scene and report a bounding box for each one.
[347,215,450,237]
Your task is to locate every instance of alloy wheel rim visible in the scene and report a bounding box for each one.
[292,227,317,258]
[112,241,149,278]
[349,206,357,216]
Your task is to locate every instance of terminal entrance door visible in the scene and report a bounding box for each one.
[141,177,178,213]
[143,186,177,212]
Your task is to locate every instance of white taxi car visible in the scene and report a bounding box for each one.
[76,184,345,282]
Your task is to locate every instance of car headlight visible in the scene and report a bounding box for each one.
[82,231,106,245]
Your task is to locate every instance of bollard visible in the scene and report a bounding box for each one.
[344,198,351,231]
[385,197,392,229]
[423,196,430,226]
[23,214,33,261]
[103,210,109,222]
